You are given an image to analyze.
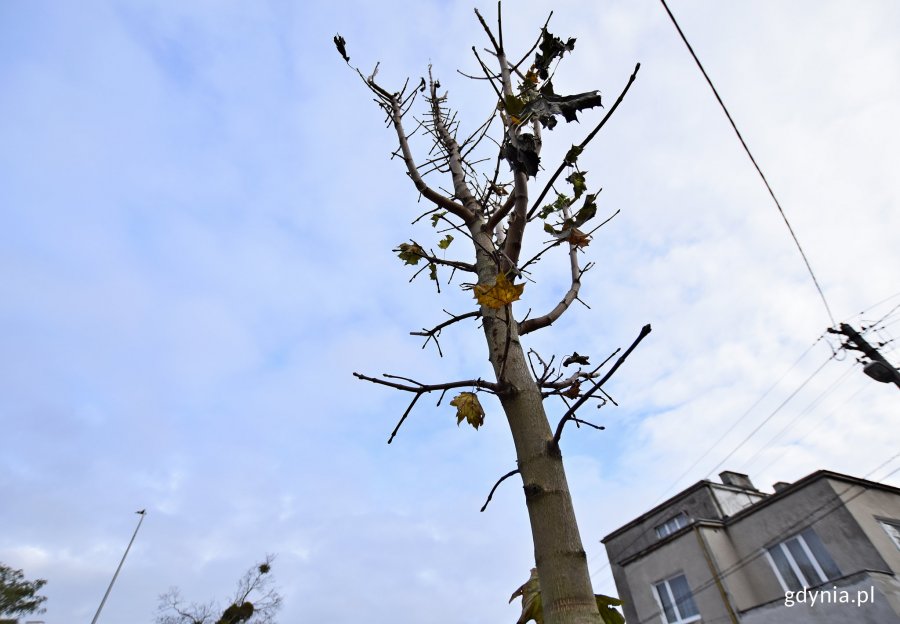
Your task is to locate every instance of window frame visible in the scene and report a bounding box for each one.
[652,573,701,624]
[655,511,689,539]
[765,528,839,592]
[878,518,900,550]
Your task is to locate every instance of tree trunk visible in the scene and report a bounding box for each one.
[473,230,601,624]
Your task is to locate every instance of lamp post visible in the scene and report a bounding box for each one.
[90,510,146,624]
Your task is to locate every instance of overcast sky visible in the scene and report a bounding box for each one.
[2,1,899,622]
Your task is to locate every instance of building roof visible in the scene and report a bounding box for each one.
[602,469,900,545]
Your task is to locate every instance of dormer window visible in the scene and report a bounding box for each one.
[656,512,689,539]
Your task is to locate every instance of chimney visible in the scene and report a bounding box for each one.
[773,481,792,493]
[719,471,757,491]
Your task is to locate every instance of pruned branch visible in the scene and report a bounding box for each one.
[411,310,482,356]
[354,372,499,443]
[527,348,557,386]
[427,76,484,224]
[518,202,586,336]
[480,468,520,512]
[474,6,503,55]
[510,11,554,72]
[363,72,474,223]
[487,188,517,232]
[518,206,621,336]
[394,242,477,273]
[552,324,651,446]
[569,417,605,432]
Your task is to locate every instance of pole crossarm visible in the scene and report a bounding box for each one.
[829,323,900,389]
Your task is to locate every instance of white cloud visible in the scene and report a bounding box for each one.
[1,1,899,622]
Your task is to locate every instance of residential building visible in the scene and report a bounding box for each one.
[602,469,900,623]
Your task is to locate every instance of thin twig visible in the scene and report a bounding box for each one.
[388,394,422,444]
[474,7,502,54]
[411,310,482,355]
[480,468,520,512]
[552,324,652,446]
[510,12,554,72]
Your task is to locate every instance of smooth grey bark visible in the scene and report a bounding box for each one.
[470,220,601,624]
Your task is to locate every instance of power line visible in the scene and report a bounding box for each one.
[862,302,900,332]
[658,0,836,327]
[737,363,855,473]
[752,378,868,477]
[644,335,823,507]
[847,289,900,321]
[589,338,831,580]
[704,354,834,479]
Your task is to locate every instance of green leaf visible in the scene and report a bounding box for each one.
[503,94,526,117]
[544,193,597,236]
[396,242,425,265]
[509,568,543,624]
[428,263,438,282]
[596,595,626,624]
[437,234,454,249]
[430,211,447,227]
[563,145,583,166]
[572,193,597,228]
[565,170,588,200]
[538,193,570,220]
[510,568,626,624]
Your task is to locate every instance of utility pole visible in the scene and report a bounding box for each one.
[90,510,146,624]
[829,323,900,389]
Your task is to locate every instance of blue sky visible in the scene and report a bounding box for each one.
[2,1,900,622]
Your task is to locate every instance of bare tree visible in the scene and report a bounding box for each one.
[157,555,282,624]
[339,5,644,624]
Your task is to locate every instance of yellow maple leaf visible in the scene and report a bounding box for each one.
[473,272,524,309]
[450,392,485,429]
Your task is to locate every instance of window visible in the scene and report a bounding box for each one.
[880,519,900,550]
[656,512,689,539]
[653,574,700,624]
[765,527,841,592]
